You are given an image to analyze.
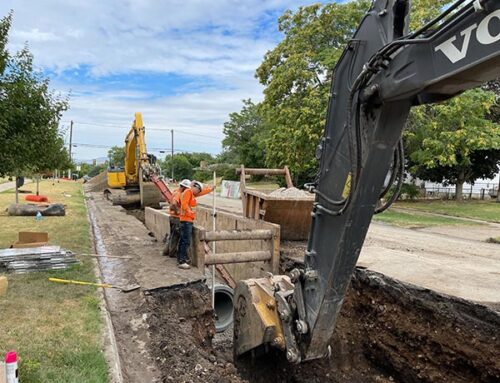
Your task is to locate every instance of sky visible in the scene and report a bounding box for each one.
[1,0,325,162]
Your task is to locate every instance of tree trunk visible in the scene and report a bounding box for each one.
[15,178,19,204]
[455,170,465,201]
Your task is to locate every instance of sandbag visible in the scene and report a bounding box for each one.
[7,203,65,216]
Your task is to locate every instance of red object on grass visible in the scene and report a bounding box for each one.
[25,194,49,202]
[5,351,17,363]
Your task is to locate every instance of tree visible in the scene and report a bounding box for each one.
[107,146,125,168]
[79,162,106,178]
[0,13,70,177]
[160,154,195,180]
[222,99,266,168]
[406,89,500,200]
[255,0,452,185]
[182,152,215,168]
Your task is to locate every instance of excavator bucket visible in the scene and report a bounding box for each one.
[233,275,293,357]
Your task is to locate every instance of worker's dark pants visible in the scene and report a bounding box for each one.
[163,217,180,257]
[177,221,193,264]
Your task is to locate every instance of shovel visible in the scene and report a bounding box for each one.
[48,277,140,292]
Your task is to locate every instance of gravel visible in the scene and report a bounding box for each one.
[268,187,314,199]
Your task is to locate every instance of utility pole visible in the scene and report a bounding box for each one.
[171,129,174,182]
[68,120,73,179]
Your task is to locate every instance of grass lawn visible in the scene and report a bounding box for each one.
[373,209,480,228]
[395,200,500,223]
[0,180,107,382]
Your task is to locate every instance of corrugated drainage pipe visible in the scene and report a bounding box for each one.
[214,284,234,333]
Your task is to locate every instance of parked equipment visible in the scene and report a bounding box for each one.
[234,0,500,363]
[238,166,314,240]
[104,113,173,206]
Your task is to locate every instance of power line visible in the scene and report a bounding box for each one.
[71,142,205,154]
[61,120,223,141]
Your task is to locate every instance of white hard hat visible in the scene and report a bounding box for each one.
[180,179,191,188]
[192,181,203,190]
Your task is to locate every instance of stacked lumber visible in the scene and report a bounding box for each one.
[0,246,79,273]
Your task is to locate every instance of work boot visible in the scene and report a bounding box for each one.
[178,263,190,270]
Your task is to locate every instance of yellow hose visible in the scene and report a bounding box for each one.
[48,277,113,288]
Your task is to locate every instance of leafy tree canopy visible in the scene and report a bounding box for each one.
[107,146,125,168]
[406,89,500,199]
[159,152,215,181]
[253,0,452,184]
[222,99,266,169]
[0,12,70,176]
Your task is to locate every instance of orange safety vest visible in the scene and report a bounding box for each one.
[196,186,214,198]
[180,188,197,222]
[168,188,182,218]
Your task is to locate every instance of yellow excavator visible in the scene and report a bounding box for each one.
[104,112,172,206]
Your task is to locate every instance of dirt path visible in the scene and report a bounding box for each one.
[283,222,500,306]
[0,179,32,192]
[360,223,500,305]
[87,193,205,382]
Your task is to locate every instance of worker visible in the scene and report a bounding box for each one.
[177,180,215,269]
[162,179,191,258]
[163,179,215,258]
[192,180,215,198]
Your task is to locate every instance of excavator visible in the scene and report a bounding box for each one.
[104,112,173,206]
[234,0,500,363]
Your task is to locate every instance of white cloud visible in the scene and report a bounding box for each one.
[1,0,312,160]
[2,0,304,77]
[60,82,264,160]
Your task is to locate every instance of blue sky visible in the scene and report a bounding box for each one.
[1,0,327,162]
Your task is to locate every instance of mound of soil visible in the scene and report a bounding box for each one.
[146,283,245,383]
[145,269,500,383]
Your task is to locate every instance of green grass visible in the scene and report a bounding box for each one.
[373,209,480,228]
[395,200,500,223]
[0,180,107,383]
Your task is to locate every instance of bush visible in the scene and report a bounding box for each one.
[192,170,212,182]
[400,183,421,200]
[221,168,239,181]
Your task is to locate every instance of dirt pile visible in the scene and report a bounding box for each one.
[84,170,108,192]
[146,283,245,383]
[145,268,500,383]
[346,269,500,383]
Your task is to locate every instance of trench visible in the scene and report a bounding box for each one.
[143,267,500,383]
[97,204,499,382]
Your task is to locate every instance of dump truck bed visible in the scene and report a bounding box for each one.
[241,189,313,240]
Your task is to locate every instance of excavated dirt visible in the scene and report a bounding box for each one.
[144,269,500,383]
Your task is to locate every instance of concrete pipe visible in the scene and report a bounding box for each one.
[213,284,234,333]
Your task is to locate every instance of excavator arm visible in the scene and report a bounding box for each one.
[234,0,500,363]
[124,112,153,185]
